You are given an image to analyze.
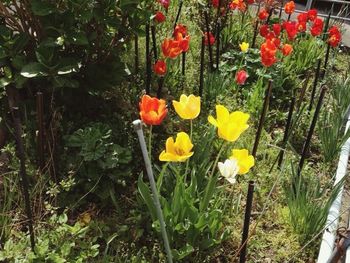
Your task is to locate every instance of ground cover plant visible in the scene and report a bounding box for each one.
[0,0,350,262]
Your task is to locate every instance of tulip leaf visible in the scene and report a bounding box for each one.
[138,174,157,222]
[171,244,194,260]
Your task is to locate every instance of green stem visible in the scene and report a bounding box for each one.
[210,141,227,178]
[200,141,228,211]
[184,120,193,180]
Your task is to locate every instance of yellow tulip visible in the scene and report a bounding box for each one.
[208,105,249,142]
[159,132,194,162]
[172,94,201,120]
[239,42,249,53]
[229,149,255,174]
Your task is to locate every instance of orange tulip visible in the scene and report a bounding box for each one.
[139,95,168,125]
[161,38,182,59]
[284,1,295,15]
[260,40,277,67]
[175,34,190,52]
[174,24,187,38]
[282,44,293,56]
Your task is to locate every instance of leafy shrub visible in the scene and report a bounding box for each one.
[0,212,99,262]
[0,0,145,93]
[64,122,132,204]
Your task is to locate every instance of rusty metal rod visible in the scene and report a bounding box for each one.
[252,80,273,158]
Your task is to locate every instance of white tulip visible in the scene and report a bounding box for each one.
[218,159,239,184]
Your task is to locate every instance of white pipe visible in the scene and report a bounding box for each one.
[317,114,350,262]
[133,120,173,263]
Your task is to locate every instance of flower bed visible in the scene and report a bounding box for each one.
[0,0,350,262]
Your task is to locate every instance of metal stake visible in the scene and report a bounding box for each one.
[36,92,45,171]
[11,107,35,251]
[199,36,205,97]
[239,181,255,263]
[298,85,327,176]
[133,120,173,263]
[204,11,214,71]
[145,23,151,94]
[277,97,295,169]
[252,80,273,157]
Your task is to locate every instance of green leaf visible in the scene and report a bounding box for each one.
[172,244,194,260]
[120,0,140,10]
[57,58,81,75]
[69,32,89,45]
[0,77,12,88]
[36,45,54,66]
[0,47,7,59]
[137,174,157,221]
[31,0,55,16]
[21,62,49,78]
[53,76,79,88]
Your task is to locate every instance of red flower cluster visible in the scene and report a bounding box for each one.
[162,24,190,59]
[259,23,294,66]
[296,10,323,36]
[259,23,281,46]
[328,26,341,47]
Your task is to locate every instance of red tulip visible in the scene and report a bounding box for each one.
[153,60,167,76]
[273,24,281,36]
[310,18,323,36]
[174,24,187,38]
[328,26,341,47]
[260,24,269,38]
[307,9,318,21]
[260,40,277,67]
[154,11,166,23]
[297,22,306,32]
[283,21,298,40]
[212,0,219,8]
[297,13,308,23]
[235,70,248,85]
[158,0,170,9]
[258,9,269,20]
